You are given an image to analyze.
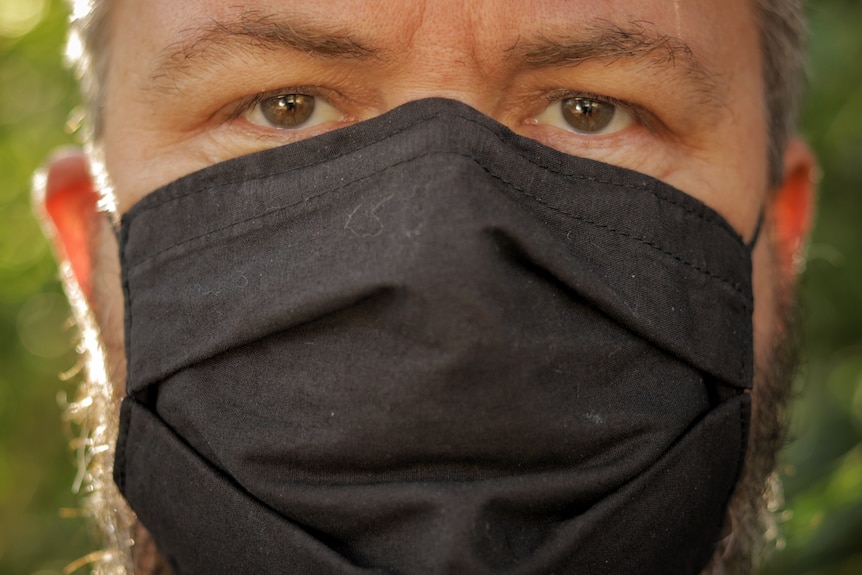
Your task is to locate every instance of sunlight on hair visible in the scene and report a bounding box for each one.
[64,550,120,575]
[69,0,97,22]
[59,259,134,575]
[31,168,48,205]
[86,144,118,217]
[65,27,85,65]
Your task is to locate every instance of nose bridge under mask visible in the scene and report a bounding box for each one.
[120,100,753,396]
[116,98,755,575]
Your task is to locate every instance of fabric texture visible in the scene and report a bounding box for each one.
[115,98,754,574]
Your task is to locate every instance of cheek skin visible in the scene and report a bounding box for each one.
[91,216,127,399]
[751,221,783,428]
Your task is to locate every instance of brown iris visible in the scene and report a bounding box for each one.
[259,94,316,128]
[561,98,616,134]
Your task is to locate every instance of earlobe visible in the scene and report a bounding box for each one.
[771,137,818,278]
[34,148,101,302]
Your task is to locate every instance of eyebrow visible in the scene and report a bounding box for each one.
[151,11,376,91]
[151,13,722,107]
[508,20,723,102]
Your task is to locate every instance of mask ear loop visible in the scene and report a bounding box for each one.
[747,208,765,250]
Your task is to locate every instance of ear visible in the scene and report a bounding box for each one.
[771,137,818,279]
[34,148,101,303]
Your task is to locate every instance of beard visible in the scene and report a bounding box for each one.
[64,218,801,575]
[703,283,802,574]
[59,214,151,575]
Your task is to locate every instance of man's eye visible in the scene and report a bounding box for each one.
[244,93,341,130]
[536,97,634,136]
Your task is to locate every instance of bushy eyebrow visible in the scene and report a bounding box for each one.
[150,10,376,92]
[149,12,723,109]
[508,20,724,106]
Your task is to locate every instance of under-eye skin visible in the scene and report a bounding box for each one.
[536,96,635,136]
[242,92,342,130]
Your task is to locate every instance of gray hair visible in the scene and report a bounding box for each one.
[754,0,809,185]
[66,0,113,141]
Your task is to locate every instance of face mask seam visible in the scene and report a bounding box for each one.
[123,108,742,247]
[122,150,751,311]
[113,397,133,494]
[111,100,757,572]
[479,166,752,304]
[119,220,135,396]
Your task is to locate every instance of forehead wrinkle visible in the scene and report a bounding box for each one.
[509,19,726,110]
[146,9,379,95]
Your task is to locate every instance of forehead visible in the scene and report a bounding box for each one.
[101,0,766,237]
[111,0,751,71]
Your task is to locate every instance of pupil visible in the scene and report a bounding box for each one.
[261,94,315,128]
[562,98,615,134]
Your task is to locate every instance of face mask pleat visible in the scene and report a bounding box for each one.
[117,98,754,574]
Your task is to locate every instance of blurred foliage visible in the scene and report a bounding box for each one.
[0,0,860,574]
[760,1,862,573]
[0,1,91,574]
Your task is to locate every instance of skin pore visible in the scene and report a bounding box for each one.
[40,0,817,572]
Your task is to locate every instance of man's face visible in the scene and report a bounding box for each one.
[76,0,801,570]
[97,0,780,383]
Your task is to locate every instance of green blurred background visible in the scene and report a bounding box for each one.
[0,0,860,573]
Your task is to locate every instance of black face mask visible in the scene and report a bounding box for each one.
[115,98,757,575]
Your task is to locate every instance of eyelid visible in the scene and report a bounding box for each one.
[224,86,339,124]
[540,90,661,135]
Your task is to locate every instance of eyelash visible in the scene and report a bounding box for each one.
[541,89,650,129]
[226,86,335,123]
[224,86,657,136]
